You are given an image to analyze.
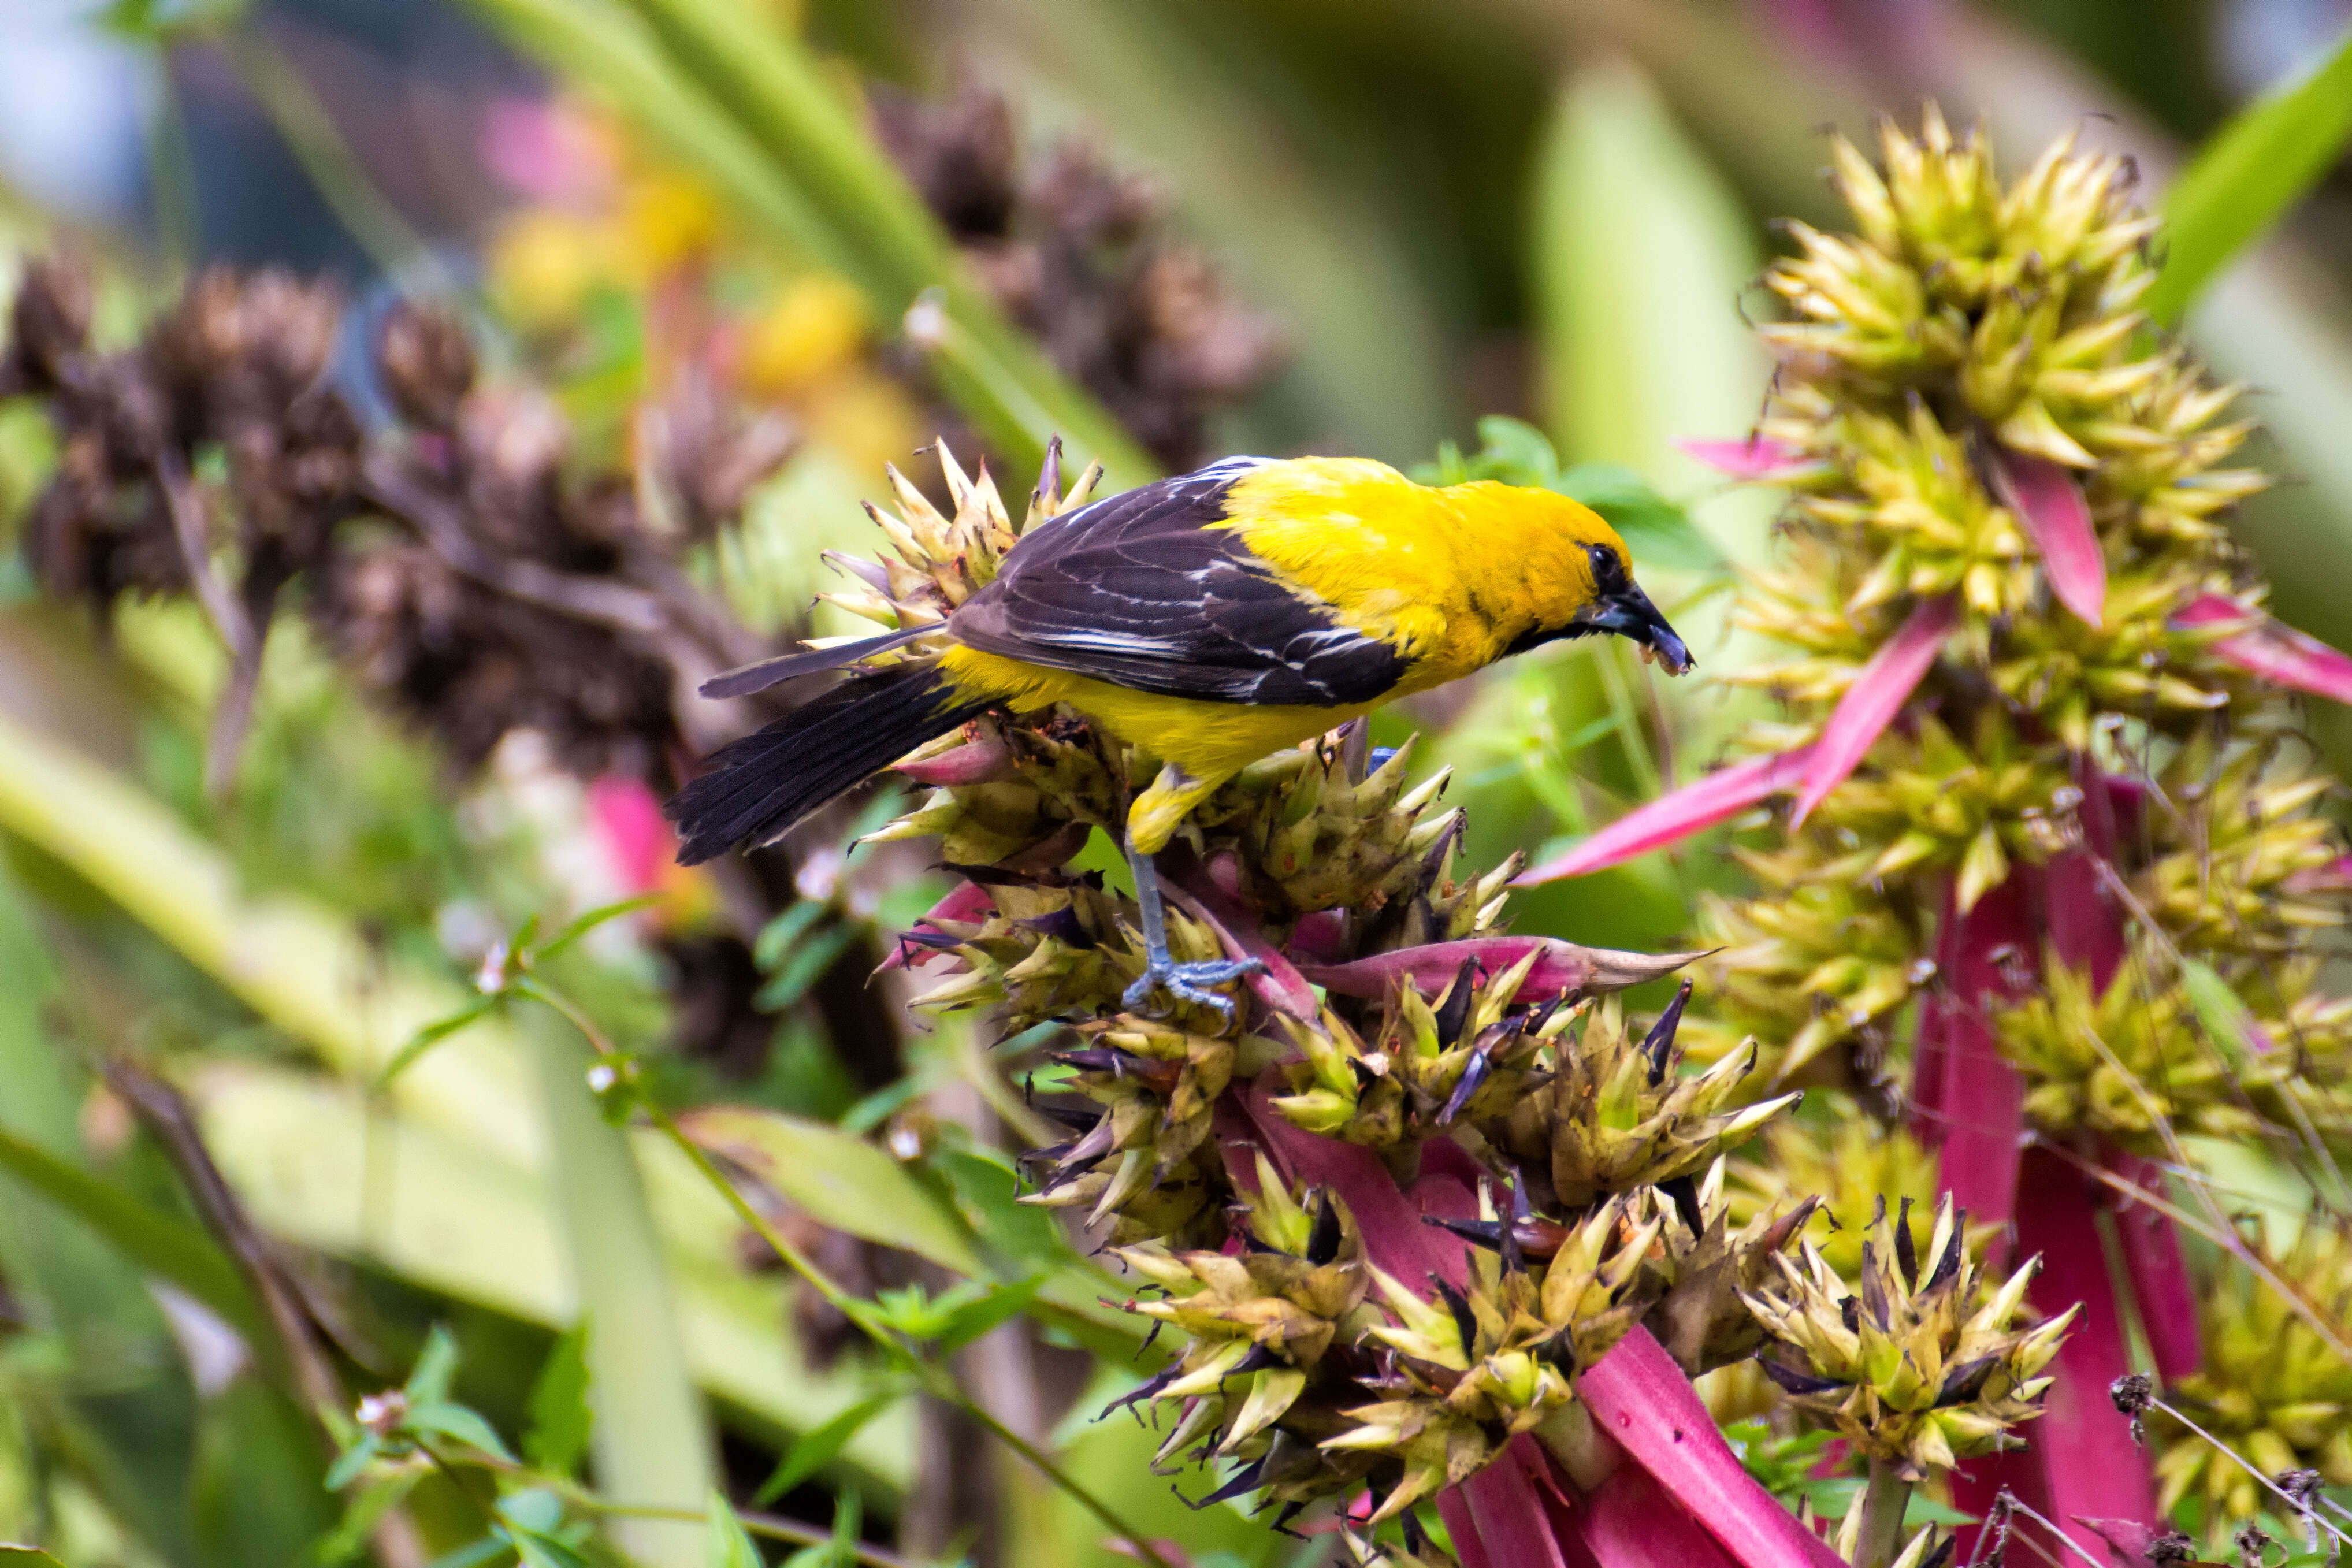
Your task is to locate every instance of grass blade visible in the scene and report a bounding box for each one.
[2149,25,2352,324]
[527,1009,714,1568]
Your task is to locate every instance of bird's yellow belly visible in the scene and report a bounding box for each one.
[939,647,1370,781]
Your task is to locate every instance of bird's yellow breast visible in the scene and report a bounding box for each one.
[1216,458,1619,692]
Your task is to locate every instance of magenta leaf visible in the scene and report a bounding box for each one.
[1287,910,1346,963]
[894,729,1014,785]
[1675,436,1814,482]
[2177,592,2352,705]
[1918,875,2035,1229]
[1296,938,1704,1003]
[1460,1456,1572,1568]
[1438,1491,1500,1568]
[2074,1518,2171,1567]
[1239,1079,1466,1286]
[1516,748,1817,885]
[2042,851,2125,990]
[1791,594,1958,828]
[1162,878,1319,1020]
[1577,1328,1847,1568]
[2109,1153,2204,1382]
[1989,447,2105,627]
[1514,747,1825,883]
[2009,1148,2158,1552]
[1573,1462,1742,1567]
[876,881,995,971]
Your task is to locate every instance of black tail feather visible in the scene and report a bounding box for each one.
[667,663,986,864]
[697,624,930,700]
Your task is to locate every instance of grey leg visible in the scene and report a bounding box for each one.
[1120,841,1265,1025]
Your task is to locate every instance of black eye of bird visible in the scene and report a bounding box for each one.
[1587,543,1625,588]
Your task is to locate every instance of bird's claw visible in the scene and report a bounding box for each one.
[1124,957,1266,1026]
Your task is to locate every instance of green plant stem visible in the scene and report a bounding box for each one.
[518,982,1177,1568]
[586,1499,906,1568]
[526,1008,714,1568]
[1854,1456,1910,1568]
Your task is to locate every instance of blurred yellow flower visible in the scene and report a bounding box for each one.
[802,363,924,477]
[618,174,722,279]
[739,274,871,396]
[489,209,614,330]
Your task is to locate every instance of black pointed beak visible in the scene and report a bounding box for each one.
[1581,584,1693,675]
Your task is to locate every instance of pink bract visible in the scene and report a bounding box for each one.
[1790,593,1958,828]
[2178,593,2352,705]
[1295,937,1701,1003]
[1517,749,1819,885]
[1989,447,2106,628]
[1675,436,1814,482]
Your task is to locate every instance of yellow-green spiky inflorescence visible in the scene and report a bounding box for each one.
[2153,1220,2352,1548]
[1682,107,2352,1112]
[834,446,1835,1562]
[1742,1197,2072,1482]
[1645,106,2352,1558]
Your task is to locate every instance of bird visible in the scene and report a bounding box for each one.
[668,453,1691,1019]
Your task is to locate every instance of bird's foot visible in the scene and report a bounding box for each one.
[1123,957,1266,1027]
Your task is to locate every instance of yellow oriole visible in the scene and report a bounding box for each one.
[670,455,1689,1014]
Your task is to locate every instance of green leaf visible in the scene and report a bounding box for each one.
[930,1147,1069,1270]
[1903,1494,1976,1527]
[422,1538,511,1568]
[378,997,498,1086]
[0,1549,67,1565]
[674,1106,985,1275]
[704,1490,764,1568]
[532,894,664,964]
[406,1401,518,1465]
[837,1077,922,1138]
[2150,25,2352,324]
[404,1324,462,1406]
[753,1391,902,1505]
[322,1433,381,1493]
[1470,415,1566,485]
[781,1489,860,1567]
[753,922,859,1012]
[314,1472,419,1565]
[0,1123,263,1342]
[525,1321,594,1477]
[753,902,831,971]
[503,1525,594,1568]
[2181,957,2257,1063]
[936,1277,1046,1354]
[496,1490,567,1534]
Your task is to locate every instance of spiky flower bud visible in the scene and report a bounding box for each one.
[1268,950,1569,1154]
[1112,1157,1376,1466]
[1325,1192,1660,1522]
[1479,985,1798,1211]
[1743,1196,2072,1480]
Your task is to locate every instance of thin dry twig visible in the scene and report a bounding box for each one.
[100,1054,429,1568]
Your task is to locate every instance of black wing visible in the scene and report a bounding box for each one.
[949,458,1407,707]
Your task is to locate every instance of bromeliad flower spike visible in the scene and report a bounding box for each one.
[1531,106,2352,1556]
[672,448,1863,1566]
